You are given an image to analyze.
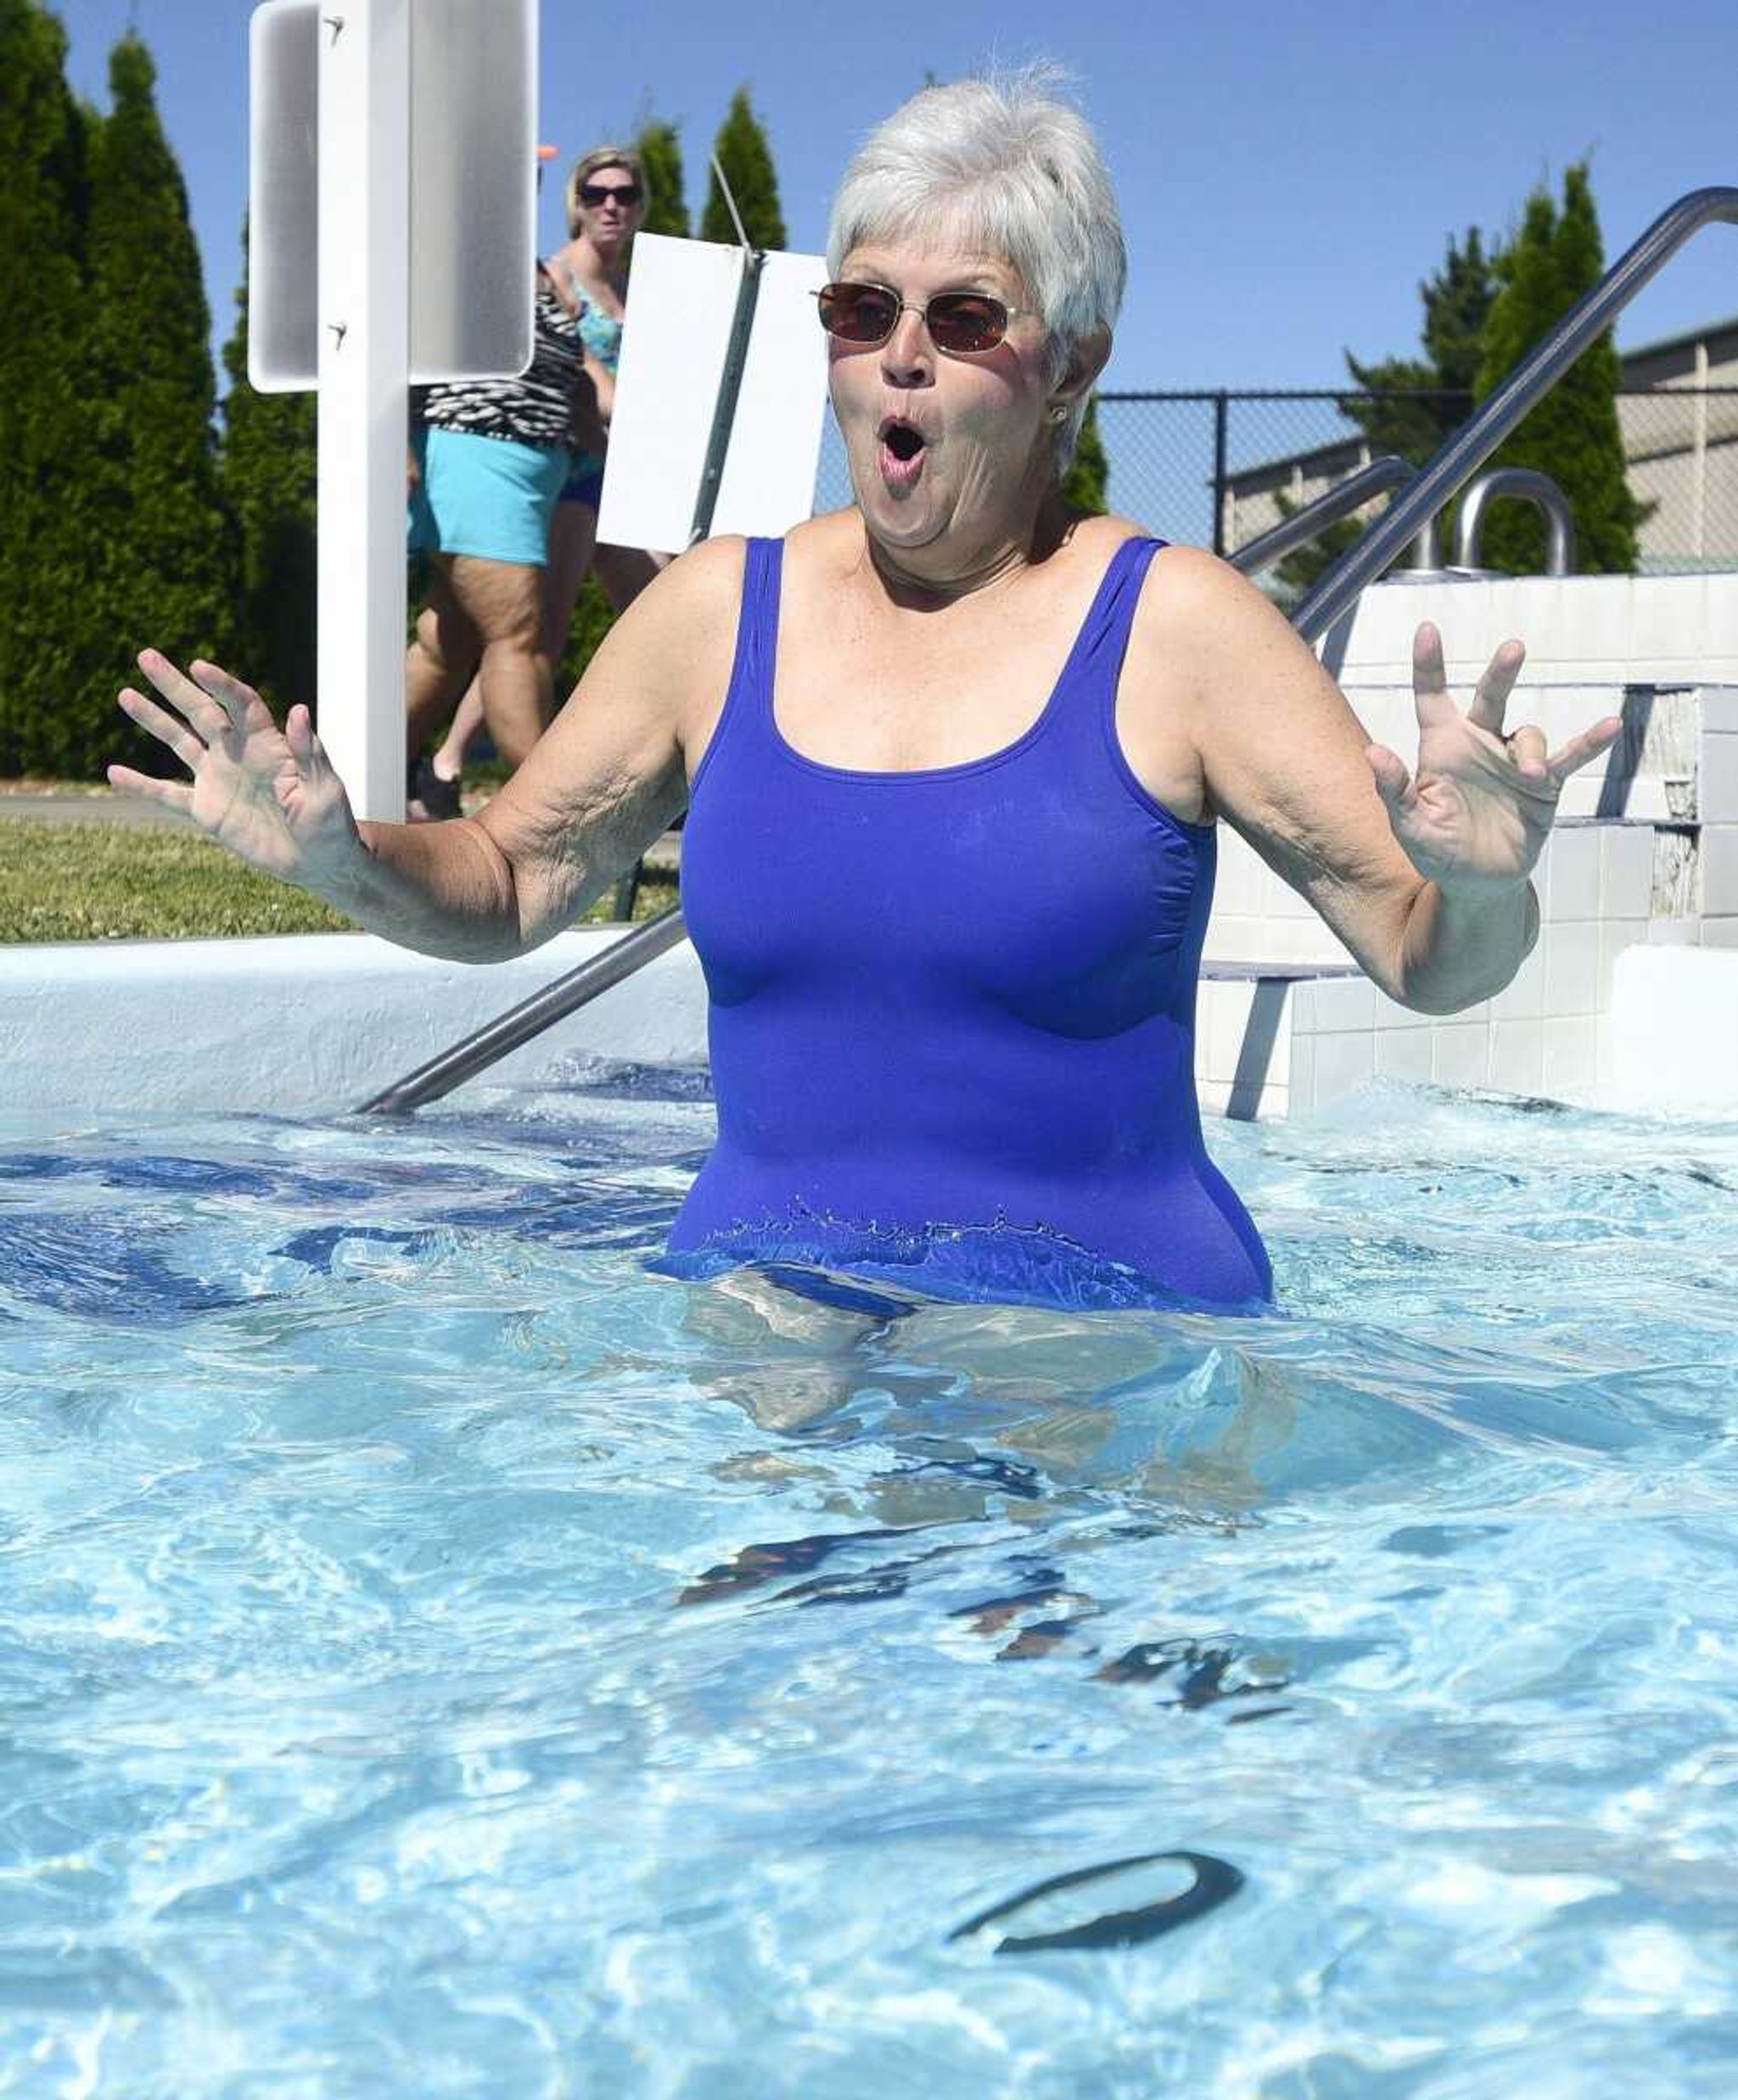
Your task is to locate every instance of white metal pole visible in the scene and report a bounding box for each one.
[317,0,409,822]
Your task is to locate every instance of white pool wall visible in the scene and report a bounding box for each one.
[1196,570,1738,1119]
[2,930,709,1122]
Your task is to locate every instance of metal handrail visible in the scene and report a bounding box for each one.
[358,905,689,1114]
[1227,456,1413,576]
[1292,185,1738,645]
[1455,468,1577,575]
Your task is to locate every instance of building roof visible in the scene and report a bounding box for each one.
[1619,314,1738,386]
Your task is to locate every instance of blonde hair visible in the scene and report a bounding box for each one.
[564,146,648,236]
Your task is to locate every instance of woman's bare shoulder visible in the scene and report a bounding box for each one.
[1132,538,1295,659]
[642,532,749,615]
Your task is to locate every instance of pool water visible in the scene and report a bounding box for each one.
[3,1073,1736,2096]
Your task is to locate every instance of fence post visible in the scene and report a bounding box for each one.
[1211,391,1230,557]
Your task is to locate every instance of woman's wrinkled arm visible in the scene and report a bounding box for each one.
[111,538,745,965]
[1131,547,1617,1013]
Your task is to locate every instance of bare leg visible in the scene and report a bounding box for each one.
[405,561,481,758]
[430,681,486,788]
[433,503,597,781]
[445,553,549,770]
[542,499,601,664]
[594,539,668,614]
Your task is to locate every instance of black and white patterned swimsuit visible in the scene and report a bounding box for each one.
[418,269,586,451]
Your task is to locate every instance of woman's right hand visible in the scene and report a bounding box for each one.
[109,652,364,893]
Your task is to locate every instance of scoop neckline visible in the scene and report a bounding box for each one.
[765,534,1147,785]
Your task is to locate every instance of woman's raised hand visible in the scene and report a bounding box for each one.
[1368,624,1623,898]
[109,652,364,890]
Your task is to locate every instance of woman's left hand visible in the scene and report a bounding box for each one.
[1367,623,1623,897]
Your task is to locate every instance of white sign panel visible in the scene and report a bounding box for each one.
[712,249,833,539]
[597,235,830,553]
[594,236,748,553]
[406,0,535,384]
[247,0,318,393]
[247,0,535,391]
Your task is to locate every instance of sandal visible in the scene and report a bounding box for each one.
[412,755,463,821]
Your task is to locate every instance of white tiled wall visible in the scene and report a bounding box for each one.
[1607,945,1738,1112]
[1272,815,1658,1113]
[1193,630,1738,1117]
[1194,977,1293,1120]
[1191,566,1738,1117]
[1324,573,1738,686]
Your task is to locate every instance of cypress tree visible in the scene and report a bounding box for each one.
[699,89,787,252]
[1474,164,1644,575]
[76,31,232,777]
[218,221,317,718]
[634,118,691,240]
[1343,228,1495,460]
[1273,229,1499,598]
[0,1,104,775]
[1062,395,1108,514]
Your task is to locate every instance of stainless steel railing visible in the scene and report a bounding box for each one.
[357,905,689,1115]
[1292,186,1738,645]
[1226,455,1414,577]
[1454,467,1578,574]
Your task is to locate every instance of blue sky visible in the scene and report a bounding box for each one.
[53,0,1738,392]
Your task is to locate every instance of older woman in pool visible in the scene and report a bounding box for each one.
[109,73,1618,1312]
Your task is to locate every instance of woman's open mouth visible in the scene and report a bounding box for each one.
[877,416,928,491]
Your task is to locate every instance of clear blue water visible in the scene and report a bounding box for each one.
[3,1072,1737,2096]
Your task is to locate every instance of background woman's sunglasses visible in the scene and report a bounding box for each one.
[814,282,1031,356]
[580,182,642,208]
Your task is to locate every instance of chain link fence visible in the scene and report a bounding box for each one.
[1095,388,1738,577]
[816,387,1738,577]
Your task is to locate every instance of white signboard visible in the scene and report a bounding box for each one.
[248,0,535,391]
[597,235,831,552]
[247,0,318,392]
[406,0,536,384]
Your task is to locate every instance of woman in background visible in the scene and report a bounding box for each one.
[416,146,668,819]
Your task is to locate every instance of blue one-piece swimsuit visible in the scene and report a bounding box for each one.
[667,534,1273,1313]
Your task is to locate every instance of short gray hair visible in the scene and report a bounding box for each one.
[826,68,1125,471]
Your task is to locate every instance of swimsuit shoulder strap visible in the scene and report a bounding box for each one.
[687,538,783,802]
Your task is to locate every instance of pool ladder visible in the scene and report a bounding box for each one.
[360,184,1738,1117]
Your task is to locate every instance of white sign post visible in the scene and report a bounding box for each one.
[248,0,536,821]
[315,0,410,823]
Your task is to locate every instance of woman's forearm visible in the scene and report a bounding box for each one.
[1396,876,1540,1016]
[318,817,530,963]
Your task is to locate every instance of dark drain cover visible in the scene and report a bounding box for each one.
[949,1850,1244,1954]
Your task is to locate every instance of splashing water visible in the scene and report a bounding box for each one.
[2,1074,1735,2095]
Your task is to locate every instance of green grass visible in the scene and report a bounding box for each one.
[0,820,676,943]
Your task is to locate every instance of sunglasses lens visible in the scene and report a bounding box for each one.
[582,184,640,207]
[818,283,899,344]
[928,294,1008,353]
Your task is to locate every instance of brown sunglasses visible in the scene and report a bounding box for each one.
[814,281,1035,356]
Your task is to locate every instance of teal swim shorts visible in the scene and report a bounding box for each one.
[407,425,571,567]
